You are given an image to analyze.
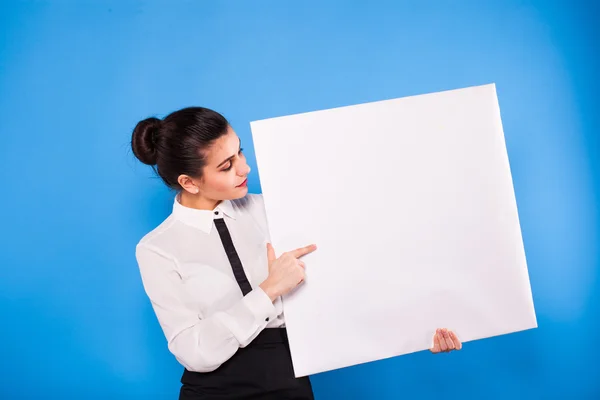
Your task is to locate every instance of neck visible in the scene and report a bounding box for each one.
[179,191,221,211]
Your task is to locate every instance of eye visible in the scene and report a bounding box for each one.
[222,149,244,172]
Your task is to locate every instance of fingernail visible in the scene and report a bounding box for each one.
[442,329,449,338]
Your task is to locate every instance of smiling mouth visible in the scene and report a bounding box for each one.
[236,178,248,187]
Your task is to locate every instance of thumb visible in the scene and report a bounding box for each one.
[266,243,276,264]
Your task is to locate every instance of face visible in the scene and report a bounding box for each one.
[178,126,251,202]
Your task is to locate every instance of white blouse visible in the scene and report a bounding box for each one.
[135,193,284,373]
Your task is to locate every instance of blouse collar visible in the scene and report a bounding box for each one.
[172,193,237,234]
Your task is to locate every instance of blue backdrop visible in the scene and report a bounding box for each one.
[1,1,598,399]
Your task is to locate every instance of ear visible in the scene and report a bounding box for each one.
[178,174,200,194]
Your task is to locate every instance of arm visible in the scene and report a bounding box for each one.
[136,244,278,372]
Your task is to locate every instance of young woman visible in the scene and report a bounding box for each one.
[131,107,462,399]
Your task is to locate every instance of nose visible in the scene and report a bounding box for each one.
[237,160,251,176]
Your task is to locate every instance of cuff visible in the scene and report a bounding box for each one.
[243,287,278,324]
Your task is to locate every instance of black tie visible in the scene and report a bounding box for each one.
[214,218,253,296]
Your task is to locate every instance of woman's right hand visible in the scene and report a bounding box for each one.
[259,243,317,301]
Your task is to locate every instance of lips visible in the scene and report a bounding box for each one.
[236,178,248,187]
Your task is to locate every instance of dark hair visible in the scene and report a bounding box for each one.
[131,107,230,189]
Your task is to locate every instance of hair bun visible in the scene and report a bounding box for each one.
[131,117,162,165]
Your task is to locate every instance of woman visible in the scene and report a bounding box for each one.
[131,107,462,399]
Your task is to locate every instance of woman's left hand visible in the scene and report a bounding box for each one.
[430,328,462,354]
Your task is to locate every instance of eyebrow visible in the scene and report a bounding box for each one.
[216,138,242,168]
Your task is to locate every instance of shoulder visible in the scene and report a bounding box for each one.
[135,215,180,261]
[137,214,176,246]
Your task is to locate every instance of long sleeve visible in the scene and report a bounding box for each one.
[136,243,278,373]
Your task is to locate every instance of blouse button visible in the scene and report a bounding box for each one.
[265,317,270,322]
[214,211,219,215]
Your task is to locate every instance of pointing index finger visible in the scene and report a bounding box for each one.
[292,244,317,259]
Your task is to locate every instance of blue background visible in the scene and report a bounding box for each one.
[1,1,598,399]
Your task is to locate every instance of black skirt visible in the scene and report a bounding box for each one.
[179,328,314,400]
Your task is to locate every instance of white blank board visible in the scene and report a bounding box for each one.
[250,84,537,377]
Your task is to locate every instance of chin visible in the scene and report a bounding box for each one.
[230,186,249,199]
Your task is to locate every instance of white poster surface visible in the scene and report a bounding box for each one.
[250,84,537,377]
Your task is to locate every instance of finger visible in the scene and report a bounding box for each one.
[430,333,441,353]
[449,331,462,350]
[266,243,276,263]
[437,329,448,352]
[442,328,455,352]
[291,244,317,259]
[298,268,306,283]
[298,260,306,269]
